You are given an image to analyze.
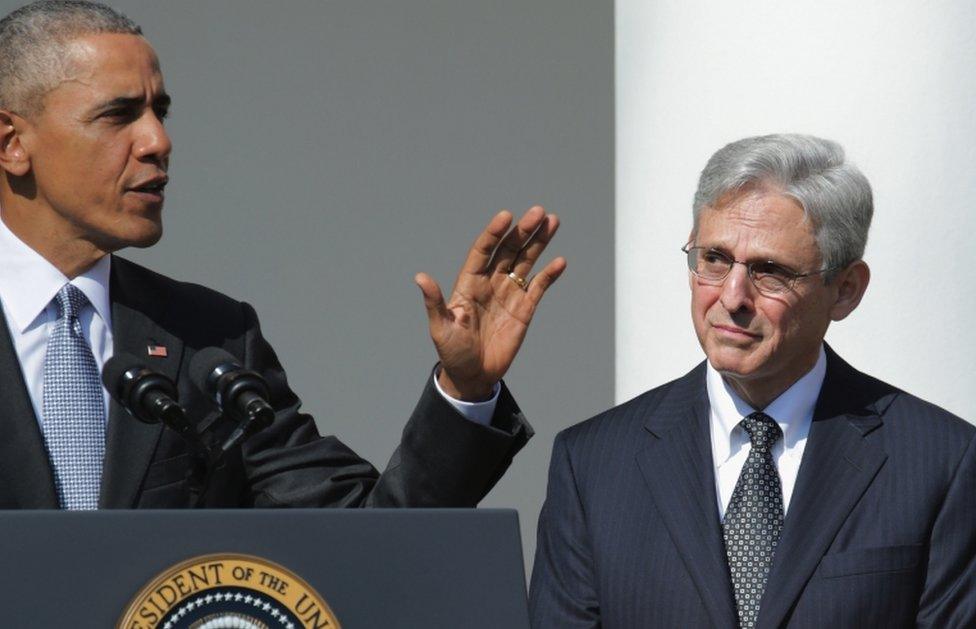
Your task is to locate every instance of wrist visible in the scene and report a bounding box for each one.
[437,368,494,402]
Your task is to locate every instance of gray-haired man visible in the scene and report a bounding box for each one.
[530,134,975,628]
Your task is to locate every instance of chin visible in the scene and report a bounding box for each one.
[705,343,763,378]
[97,221,163,252]
[128,227,163,248]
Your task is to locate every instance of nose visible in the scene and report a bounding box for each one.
[719,261,755,314]
[133,111,172,167]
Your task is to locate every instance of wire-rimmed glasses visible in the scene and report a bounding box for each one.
[681,245,833,295]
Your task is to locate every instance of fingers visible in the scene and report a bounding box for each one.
[460,210,513,274]
[414,272,449,330]
[489,205,548,274]
[524,256,567,308]
[509,213,560,278]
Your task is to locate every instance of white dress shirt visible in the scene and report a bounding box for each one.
[0,211,498,429]
[0,214,114,424]
[707,345,827,520]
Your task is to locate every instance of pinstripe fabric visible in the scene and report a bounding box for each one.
[530,347,976,628]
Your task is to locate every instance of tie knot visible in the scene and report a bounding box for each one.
[54,284,89,321]
[740,412,782,452]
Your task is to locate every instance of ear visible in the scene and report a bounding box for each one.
[0,109,31,177]
[829,260,870,321]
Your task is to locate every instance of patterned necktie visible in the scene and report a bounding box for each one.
[41,284,106,510]
[723,411,784,629]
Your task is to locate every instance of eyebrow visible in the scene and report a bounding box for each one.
[699,244,799,268]
[90,92,172,116]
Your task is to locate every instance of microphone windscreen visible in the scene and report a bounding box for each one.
[101,352,145,397]
[188,346,241,391]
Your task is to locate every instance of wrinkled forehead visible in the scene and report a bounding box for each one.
[56,32,163,94]
[695,189,822,262]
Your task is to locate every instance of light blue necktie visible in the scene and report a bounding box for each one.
[41,284,106,510]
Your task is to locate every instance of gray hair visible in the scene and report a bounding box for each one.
[0,0,141,114]
[692,134,873,280]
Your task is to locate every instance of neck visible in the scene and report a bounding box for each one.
[722,349,821,410]
[0,192,107,279]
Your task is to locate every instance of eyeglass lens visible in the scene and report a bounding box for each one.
[686,247,794,294]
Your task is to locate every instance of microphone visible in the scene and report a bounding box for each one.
[189,347,275,438]
[102,353,195,438]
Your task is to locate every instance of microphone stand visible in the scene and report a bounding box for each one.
[183,407,273,508]
[171,414,216,508]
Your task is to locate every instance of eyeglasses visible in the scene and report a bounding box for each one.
[681,245,833,295]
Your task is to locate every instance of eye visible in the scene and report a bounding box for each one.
[100,107,139,123]
[752,261,795,280]
[694,249,732,279]
[751,262,798,295]
[702,250,729,265]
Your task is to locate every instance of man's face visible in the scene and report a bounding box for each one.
[16,33,171,252]
[690,189,837,394]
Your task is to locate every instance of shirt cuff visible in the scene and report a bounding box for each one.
[433,367,501,426]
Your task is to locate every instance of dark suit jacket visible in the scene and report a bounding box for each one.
[530,347,975,628]
[0,256,531,509]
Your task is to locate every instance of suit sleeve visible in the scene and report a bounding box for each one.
[915,430,976,627]
[529,432,601,628]
[235,301,532,507]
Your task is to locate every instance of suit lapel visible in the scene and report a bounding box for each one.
[0,310,59,508]
[636,366,738,629]
[98,257,184,508]
[757,349,887,629]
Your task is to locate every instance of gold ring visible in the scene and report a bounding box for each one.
[507,271,528,290]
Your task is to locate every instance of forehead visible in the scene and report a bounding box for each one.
[49,32,163,102]
[696,190,819,260]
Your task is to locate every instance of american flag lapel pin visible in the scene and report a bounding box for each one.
[147,342,168,358]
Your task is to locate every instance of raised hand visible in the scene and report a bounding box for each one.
[415,205,566,400]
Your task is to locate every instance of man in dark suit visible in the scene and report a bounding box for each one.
[530,134,975,627]
[0,1,565,509]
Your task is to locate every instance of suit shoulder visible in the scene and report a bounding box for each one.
[557,364,705,452]
[847,370,976,487]
[111,256,256,347]
[881,385,974,441]
[826,347,972,440]
[112,256,241,308]
[112,256,244,311]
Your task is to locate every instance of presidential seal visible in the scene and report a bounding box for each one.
[118,554,341,629]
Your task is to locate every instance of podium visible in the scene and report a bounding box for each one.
[0,509,530,628]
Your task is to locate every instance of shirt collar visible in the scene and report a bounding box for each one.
[0,211,112,332]
[707,344,827,465]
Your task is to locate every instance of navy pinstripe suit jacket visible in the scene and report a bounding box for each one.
[530,347,975,628]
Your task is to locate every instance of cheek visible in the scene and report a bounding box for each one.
[795,298,833,342]
[756,299,798,345]
[690,281,720,315]
[690,285,709,325]
[690,284,722,339]
[47,127,128,175]
[90,135,130,173]
[77,143,130,206]
[34,138,89,183]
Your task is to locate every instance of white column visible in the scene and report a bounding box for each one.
[616,0,976,421]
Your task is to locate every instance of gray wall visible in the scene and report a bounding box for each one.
[86,0,612,571]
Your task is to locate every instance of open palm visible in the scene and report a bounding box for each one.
[415,206,566,400]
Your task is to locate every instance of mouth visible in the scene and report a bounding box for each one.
[126,176,169,201]
[713,324,761,340]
